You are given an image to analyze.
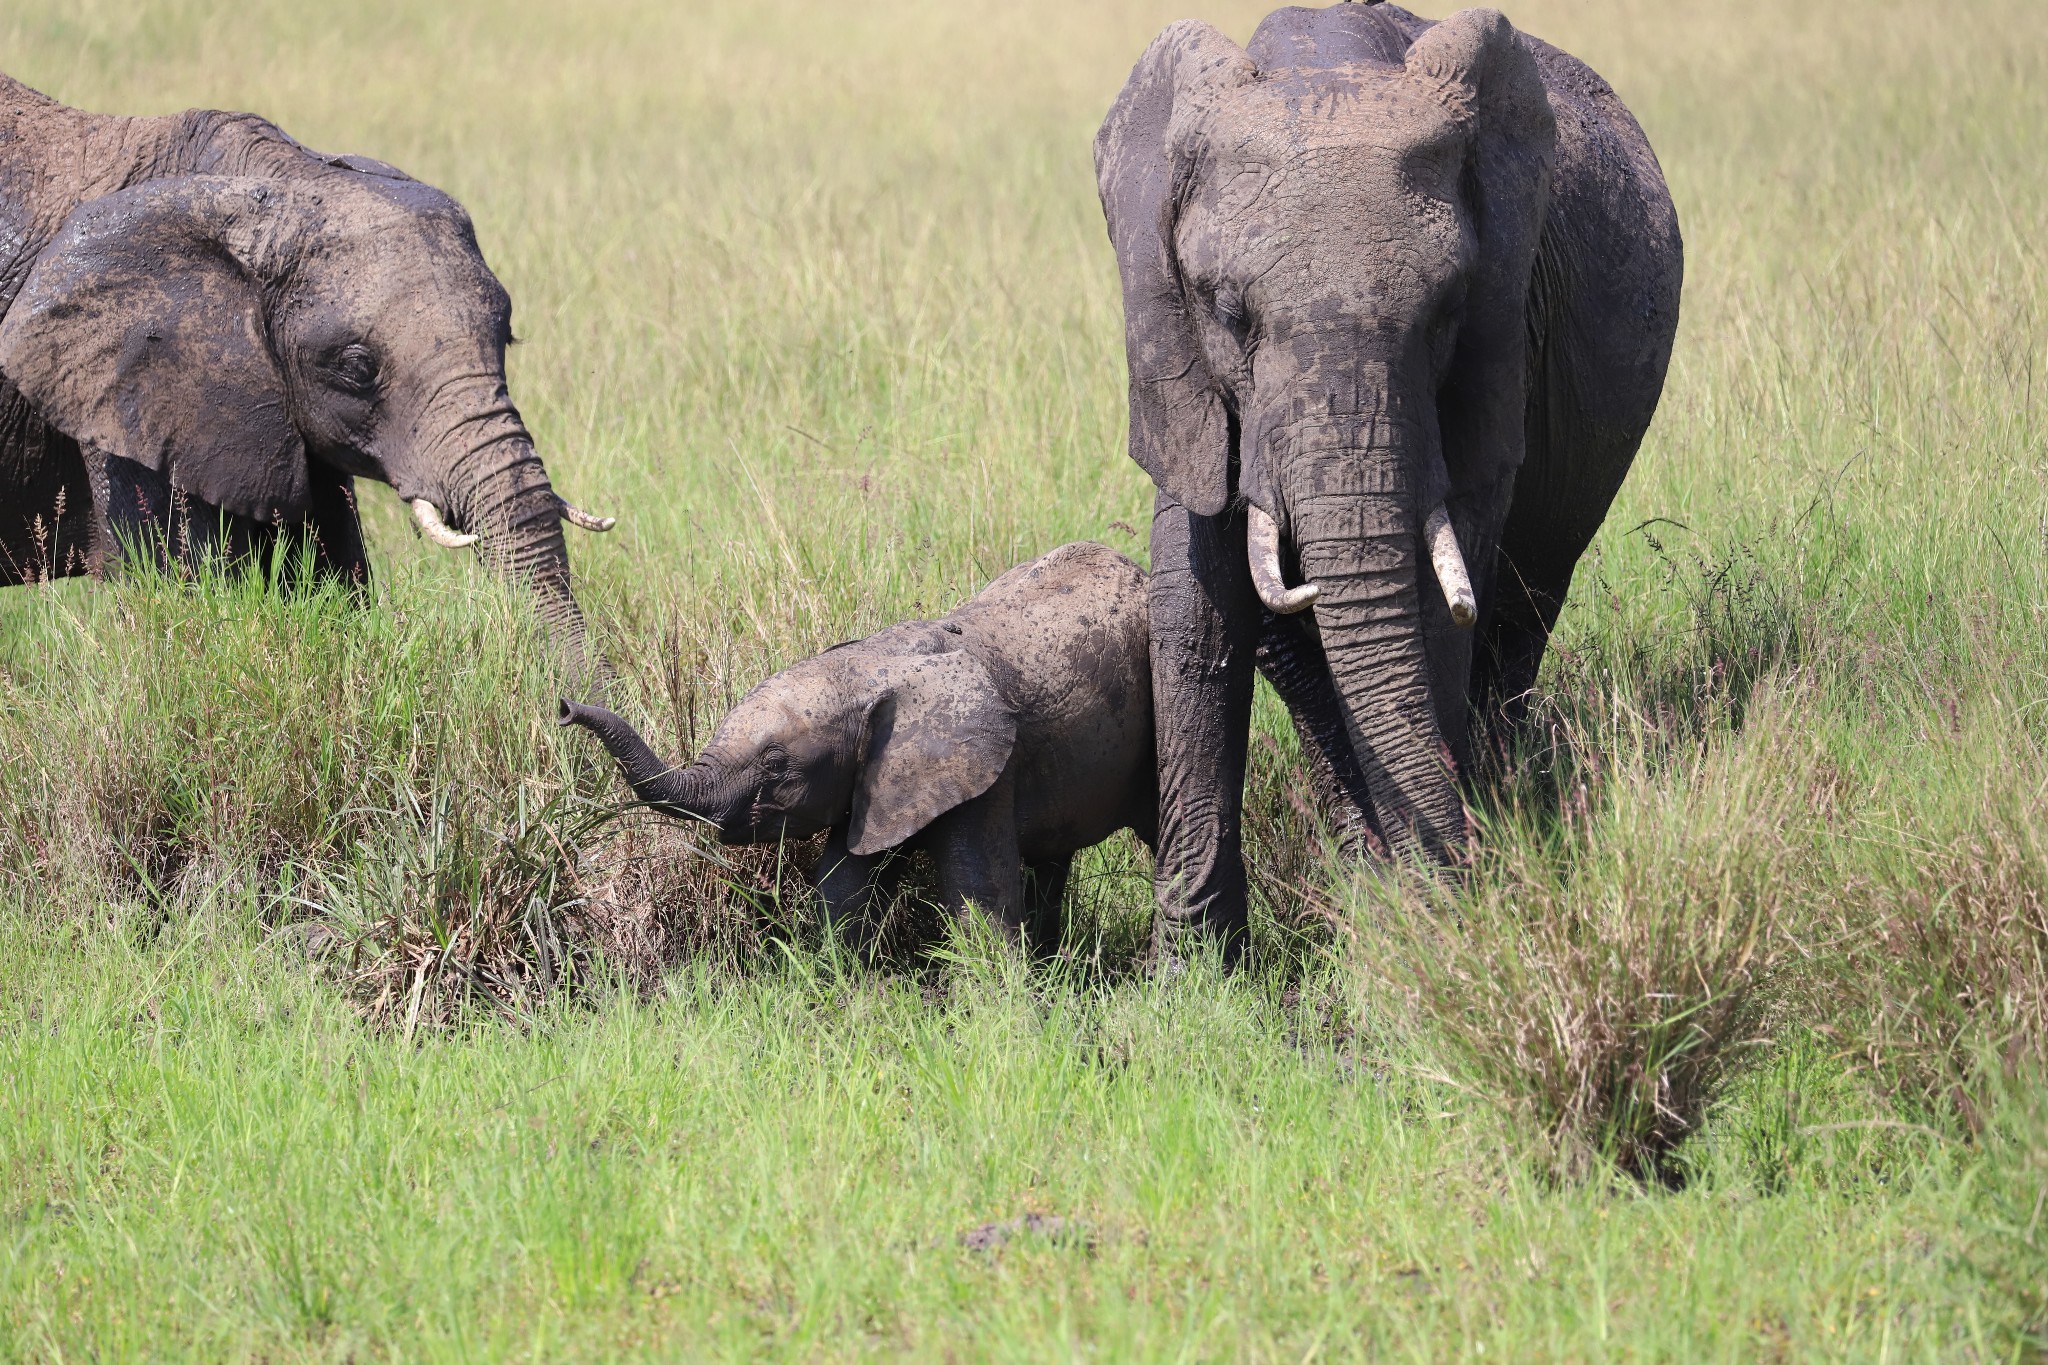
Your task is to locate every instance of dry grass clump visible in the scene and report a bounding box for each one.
[309,801,821,1031]
[1837,795,2048,1121]
[0,563,814,1025]
[1352,690,1821,1181]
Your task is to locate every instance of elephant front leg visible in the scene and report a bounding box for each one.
[1149,491,1259,968]
[815,825,890,957]
[304,464,371,596]
[922,774,1027,946]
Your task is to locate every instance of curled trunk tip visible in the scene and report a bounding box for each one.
[1247,503,1318,614]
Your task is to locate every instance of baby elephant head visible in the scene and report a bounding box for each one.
[560,644,1016,853]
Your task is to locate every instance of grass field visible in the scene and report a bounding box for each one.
[3,0,2048,1357]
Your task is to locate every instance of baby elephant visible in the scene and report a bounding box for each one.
[559,541,1156,950]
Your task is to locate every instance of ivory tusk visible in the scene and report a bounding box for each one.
[1425,504,1477,627]
[410,499,478,549]
[557,496,616,533]
[1246,503,1318,615]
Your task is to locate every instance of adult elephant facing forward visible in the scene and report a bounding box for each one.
[1097,3,1681,959]
[0,73,613,662]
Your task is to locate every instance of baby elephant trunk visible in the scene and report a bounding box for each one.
[557,699,714,819]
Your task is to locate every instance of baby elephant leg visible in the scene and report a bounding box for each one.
[922,775,1027,945]
[1022,856,1071,958]
[816,825,892,956]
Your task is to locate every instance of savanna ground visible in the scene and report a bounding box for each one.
[2,0,2046,1357]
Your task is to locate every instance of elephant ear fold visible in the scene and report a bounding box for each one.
[0,175,309,524]
[1095,22,1253,519]
[847,650,1016,857]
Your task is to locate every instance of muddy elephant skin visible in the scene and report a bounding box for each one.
[1097,3,1683,957]
[0,72,607,655]
[561,542,1157,952]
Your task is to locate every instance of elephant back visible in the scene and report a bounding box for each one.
[946,539,1151,777]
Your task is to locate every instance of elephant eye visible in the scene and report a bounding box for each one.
[324,343,379,395]
[1213,287,1248,331]
[759,743,790,775]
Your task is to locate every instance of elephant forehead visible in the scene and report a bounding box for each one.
[307,171,473,234]
[1231,67,1459,158]
[717,682,831,749]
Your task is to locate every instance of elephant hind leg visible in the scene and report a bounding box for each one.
[1022,856,1071,960]
[1470,523,1581,784]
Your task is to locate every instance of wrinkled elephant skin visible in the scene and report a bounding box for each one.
[560,542,1157,953]
[1097,3,1683,958]
[0,72,605,666]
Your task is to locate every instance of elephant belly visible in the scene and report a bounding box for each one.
[1011,717,1154,864]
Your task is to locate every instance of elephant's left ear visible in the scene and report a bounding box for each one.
[0,176,309,523]
[847,650,1016,857]
[1407,11,1556,499]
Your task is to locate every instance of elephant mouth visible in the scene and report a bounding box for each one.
[1245,498,1475,629]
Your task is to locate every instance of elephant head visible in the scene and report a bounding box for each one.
[1097,5,1554,858]
[558,639,1015,854]
[0,159,612,659]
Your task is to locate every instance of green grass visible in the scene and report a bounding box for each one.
[3,0,2048,1357]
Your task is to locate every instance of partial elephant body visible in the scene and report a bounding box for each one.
[562,542,1156,951]
[1097,4,1682,957]
[0,73,605,663]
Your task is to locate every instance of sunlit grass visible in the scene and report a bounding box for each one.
[2,0,2046,1356]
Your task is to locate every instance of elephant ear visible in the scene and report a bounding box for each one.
[1095,21,1254,519]
[1405,10,1557,502]
[846,650,1016,857]
[0,176,308,524]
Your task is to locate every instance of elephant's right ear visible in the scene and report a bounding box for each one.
[0,176,309,524]
[847,650,1016,857]
[1095,21,1253,519]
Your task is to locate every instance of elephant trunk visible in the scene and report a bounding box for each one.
[440,430,609,695]
[1284,435,1467,862]
[557,700,724,820]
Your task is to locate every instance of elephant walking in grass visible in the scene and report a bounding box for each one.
[1099,3,1682,960]
[0,73,612,657]
[561,543,1157,954]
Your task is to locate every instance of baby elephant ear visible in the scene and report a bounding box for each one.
[0,175,308,523]
[847,651,1017,857]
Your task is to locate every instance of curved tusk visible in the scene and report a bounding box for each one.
[1425,504,1477,627]
[410,499,478,550]
[1246,503,1318,615]
[557,495,616,533]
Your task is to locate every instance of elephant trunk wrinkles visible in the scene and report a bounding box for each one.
[439,423,607,695]
[557,700,722,820]
[1286,435,1466,862]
